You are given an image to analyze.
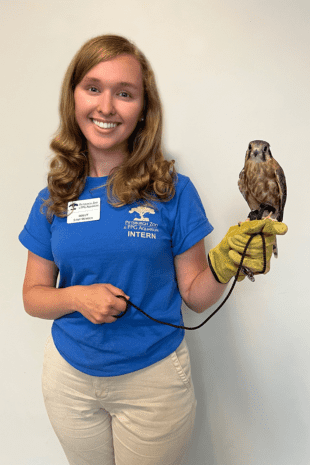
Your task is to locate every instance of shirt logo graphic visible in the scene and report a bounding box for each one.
[124,206,159,239]
[129,206,155,221]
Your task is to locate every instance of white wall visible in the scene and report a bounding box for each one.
[1,1,309,464]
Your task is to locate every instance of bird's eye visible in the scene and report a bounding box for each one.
[263,146,268,152]
[248,144,252,151]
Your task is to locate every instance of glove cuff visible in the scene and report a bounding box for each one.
[207,253,223,284]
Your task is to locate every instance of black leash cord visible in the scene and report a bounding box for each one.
[115,231,266,330]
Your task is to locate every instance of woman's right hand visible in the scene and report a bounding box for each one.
[73,283,130,324]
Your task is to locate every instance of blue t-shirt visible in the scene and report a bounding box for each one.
[19,173,213,376]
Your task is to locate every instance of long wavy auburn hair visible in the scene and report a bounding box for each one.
[43,34,176,219]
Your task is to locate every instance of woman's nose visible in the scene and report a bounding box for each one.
[97,91,115,116]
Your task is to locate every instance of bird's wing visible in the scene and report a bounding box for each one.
[274,164,287,222]
[238,168,247,200]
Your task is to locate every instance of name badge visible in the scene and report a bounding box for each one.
[67,198,101,224]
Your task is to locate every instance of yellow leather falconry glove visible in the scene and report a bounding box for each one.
[208,219,288,284]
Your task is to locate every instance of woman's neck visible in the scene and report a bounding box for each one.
[87,148,127,177]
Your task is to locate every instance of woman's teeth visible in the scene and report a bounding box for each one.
[92,120,118,129]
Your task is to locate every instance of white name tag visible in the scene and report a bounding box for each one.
[67,198,101,223]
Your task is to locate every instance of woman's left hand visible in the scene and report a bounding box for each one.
[208,219,288,283]
[228,219,288,277]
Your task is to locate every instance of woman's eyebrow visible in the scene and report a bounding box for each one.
[82,77,101,84]
[118,81,139,90]
[82,77,139,89]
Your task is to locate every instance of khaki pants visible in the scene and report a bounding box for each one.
[42,335,197,465]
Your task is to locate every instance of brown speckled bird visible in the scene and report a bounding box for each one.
[238,140,287,259]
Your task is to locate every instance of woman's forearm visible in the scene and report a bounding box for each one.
[23,285,76,320]
[185,266,228,314]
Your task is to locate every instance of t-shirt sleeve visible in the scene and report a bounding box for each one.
[172,178,213,256]
[19,188,54,261]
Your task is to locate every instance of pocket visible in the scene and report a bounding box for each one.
[43,333,57,365]
[170,339,192,390]
[44,333,53,352]
[42,334,64,393]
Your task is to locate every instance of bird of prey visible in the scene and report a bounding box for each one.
[238,140,287,279]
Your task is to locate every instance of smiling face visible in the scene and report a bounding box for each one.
[74,54,144,163]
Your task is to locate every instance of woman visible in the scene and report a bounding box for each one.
[19,35,286,465]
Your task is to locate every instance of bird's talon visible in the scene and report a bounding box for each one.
[238,218,250,226]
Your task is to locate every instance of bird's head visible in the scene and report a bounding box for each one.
[246,140,273,163]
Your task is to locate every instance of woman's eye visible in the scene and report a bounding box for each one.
[88,86,99,93]
[119,91,130,98]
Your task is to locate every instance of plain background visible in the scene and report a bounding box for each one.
[1,0,310,464]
